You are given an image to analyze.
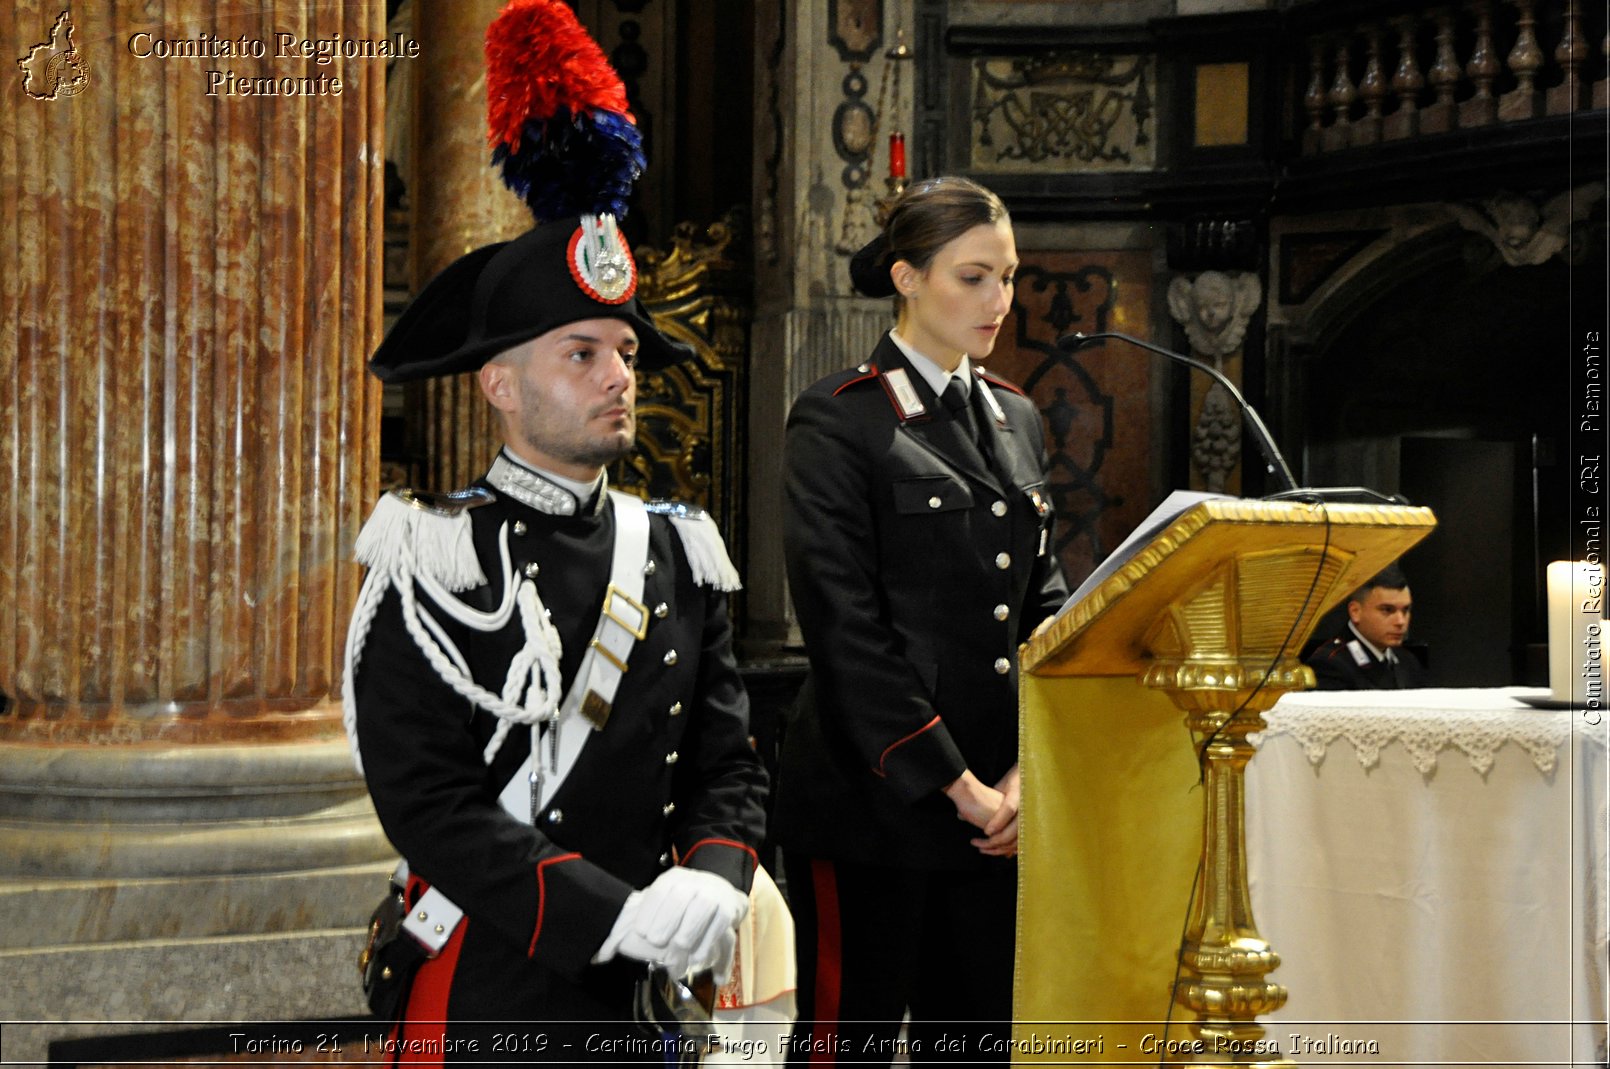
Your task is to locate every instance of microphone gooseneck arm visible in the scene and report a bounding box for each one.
[1058,330,1300,495]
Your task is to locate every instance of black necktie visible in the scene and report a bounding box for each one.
[941,376,993,467]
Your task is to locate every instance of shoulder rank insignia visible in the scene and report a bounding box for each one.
[881,367,928,421]
[975,377,1008,427]
[644,500,742,592]
[395,486,497,517]
[978,367,1028,398]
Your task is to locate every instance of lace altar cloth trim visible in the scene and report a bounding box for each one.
[1259,687,1606,776]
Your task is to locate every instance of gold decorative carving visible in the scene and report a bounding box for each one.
[614,215,749,561]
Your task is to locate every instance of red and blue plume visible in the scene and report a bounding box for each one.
[486,0,645,223]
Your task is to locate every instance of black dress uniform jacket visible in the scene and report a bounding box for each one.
[351,472,767,1041]
[774,337,1069,871]
[1305,629,1429,690]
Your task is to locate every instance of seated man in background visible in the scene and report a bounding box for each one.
[1305,564,1429,690]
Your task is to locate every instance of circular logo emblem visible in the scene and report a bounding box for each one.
[567,215,636,305]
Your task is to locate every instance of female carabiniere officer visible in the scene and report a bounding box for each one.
[775,176,1069,1063]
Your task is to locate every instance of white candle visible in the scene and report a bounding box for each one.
[1547,560,1606,705]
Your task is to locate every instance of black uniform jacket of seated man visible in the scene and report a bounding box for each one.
[353,477,768,1049]
[773,335,1069,871]
[1305,629,1430,690]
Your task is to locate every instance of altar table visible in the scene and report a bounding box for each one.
[1247,687,1608,1068]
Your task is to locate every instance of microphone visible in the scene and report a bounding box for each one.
[1057,331,1406,504]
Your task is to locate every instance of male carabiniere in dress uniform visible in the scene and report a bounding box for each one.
[1304,564,1428,690]
[344,2,765,1057]
[342,215,767,1060]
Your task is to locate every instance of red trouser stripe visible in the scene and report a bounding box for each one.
[395,907,468,1067]
[809,859,842,1065]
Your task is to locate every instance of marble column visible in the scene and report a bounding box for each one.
[3,0,382,742]
[411,0,530,492]
[0,0,393,1042]
[746,0,915,652]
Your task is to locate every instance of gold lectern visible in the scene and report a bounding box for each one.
[1012,498,1436,1066]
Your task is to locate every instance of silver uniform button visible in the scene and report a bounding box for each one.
[993,603,1009,621]
[548,809,563,824]
[665,751,679,765]
[995,552,1011,569]
[991,501,1007,517]
[928,496,942,509]
[664,649,679,666]
[663,802,676,816]
[659,853,671,866]
[994,658,1011,675]
[669,701,683,716]
[523,562,540,578]
[644,559,657,576]
[654,602,669,618]
[513,521,528,536]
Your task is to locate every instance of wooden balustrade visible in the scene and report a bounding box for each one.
[1297,0,1607,155]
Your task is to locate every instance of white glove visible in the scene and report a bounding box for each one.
[705,918,738,985]
[604,866,748,980]
[593,890,644,965]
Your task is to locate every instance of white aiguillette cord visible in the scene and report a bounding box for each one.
[406,493,653,956]
[499,489,651,815]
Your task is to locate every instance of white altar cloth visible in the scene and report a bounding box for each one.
[1247,687,1607,1068]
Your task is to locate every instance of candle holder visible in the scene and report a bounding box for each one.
[872,29,913,226]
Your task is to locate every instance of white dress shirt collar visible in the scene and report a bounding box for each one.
[889,330,972,400]
[1347,620,1397,663]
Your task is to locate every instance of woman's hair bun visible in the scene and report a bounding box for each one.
[848,232,898,298]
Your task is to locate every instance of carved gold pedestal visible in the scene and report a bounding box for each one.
[1161,696,1292,1067]
[1018,499,1437,1066]
[1139,547,1334,1066]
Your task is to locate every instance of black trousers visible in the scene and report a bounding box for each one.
[782,852,1018,1067]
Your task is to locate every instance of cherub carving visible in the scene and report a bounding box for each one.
[1448,183,1606,268]
[1166,270,1262,357]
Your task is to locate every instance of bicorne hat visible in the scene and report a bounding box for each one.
[368,216,690,383]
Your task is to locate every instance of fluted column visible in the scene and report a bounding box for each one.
[2,13,397,1054]
[2,0,383,742]
[411,0,530,493]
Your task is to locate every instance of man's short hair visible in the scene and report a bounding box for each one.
[1349,563,1410,605]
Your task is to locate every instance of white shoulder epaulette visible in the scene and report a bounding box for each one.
[644,500,743,593]
[352,487,495,592]
[343,486,562,777]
